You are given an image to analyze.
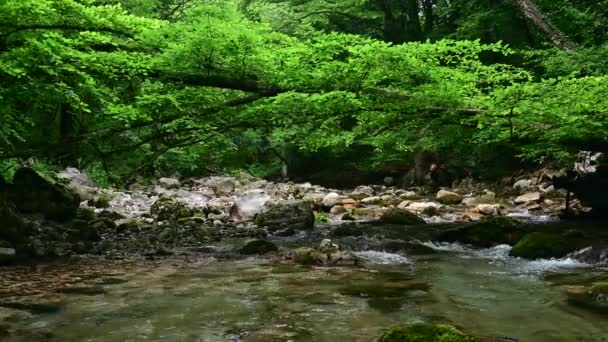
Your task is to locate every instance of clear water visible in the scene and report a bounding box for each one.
[2,244,608,342]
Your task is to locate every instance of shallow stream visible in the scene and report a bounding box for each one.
[2,242,607,341]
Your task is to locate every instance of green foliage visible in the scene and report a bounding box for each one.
[378,323,475,342]
[0,0,606,184]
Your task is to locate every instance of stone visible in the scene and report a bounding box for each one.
[255,201,315,231]
[352,185,374,197]
[322,192,341,208]
[6,168,80,221]
[379,208,426,225]
[341,213,356,221]
[513,179,532,190]
[361,196,382,204]
[475,204,500,216]
[565,283,608,314]
[406,202,441,213]
[150,197,193,222]
[438,217,526,247]
[378,323,474,342]
[436,190,463,205]
[211,177,235,196]
[510,232,586,259]
[397,200,411,209]
[239,239,278,255]
[461,191,496,206]
[514,192,542,204]
[158,177,181,189]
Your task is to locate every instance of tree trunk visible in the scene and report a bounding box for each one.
[512,0,575,50]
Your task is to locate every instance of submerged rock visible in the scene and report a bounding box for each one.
[239,239,278,255]
[565,282,608,314]
[379,208,426,225]
[509,232,586,259]
[255,201,314,231]
[378,323,474,342]
[438,217,526,247]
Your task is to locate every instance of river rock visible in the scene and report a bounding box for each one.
[379,208,425,225]
[406,202,441,213]
[158,177,180,189]
[361,196,382,205]
[255,201,314,231]
[330,205,347,214]
[210,177,235,196]
[514,192,542,204]
[239,239,278,255]
[150,197,193,222]
[438,217,526,247]
[351,185,374,197]
[322,192,341,208]
[436,190,463,205]
[462,190,496,206]
[5,168,80,221]
[475,204,501,216]
[509,232,586,259]
[513,179,533,190]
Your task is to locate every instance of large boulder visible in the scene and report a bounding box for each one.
[438,217,526,247]
[322,192,341,208]
[6,168,80,221]
[158,177,180,190]
[436,190,463,205]
[379,208,426,225]
[378,323,475,342]
[509,232,586,259]
[255,201,314,231]
[210,177,235,196]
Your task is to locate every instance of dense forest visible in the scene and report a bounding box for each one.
[1,0,607,186]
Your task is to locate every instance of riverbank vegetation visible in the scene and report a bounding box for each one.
[1,0,607,185]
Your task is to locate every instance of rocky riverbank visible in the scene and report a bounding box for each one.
[0,166,601,263]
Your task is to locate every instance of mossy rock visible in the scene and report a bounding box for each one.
[509,232,586,259]
[379,208,426,225]
[255,201,314,231]
[291,247,323,265]
[150,197,193,222]
[239,239,278,255]
[438,217,526,247]
[378,323,475,342]
[5,168,80,221]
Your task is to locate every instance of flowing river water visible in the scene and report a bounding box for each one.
[1,240,607,342]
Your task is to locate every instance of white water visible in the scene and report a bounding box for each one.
[421,241,591,275]
[352,250,411,265]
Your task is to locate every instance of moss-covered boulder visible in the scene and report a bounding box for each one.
[150,197,193,222]
[379,208,426,225]
[436,190,463,205]
[378,323,475,342]
[509,232,586,259]
[239,239,278,255]
[438,217,526,247]
[5,168,80,221]
[255,200,314,231]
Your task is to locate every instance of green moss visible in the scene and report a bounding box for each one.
[438,217,526,247]
[509,232,585,259]
[340,282,430,298]
[591,282,608,295]
[378,323,475,342]
[379,208,426,225]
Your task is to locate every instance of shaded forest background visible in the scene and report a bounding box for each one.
[1,0,607,187]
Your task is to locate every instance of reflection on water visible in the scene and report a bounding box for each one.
[1,244,607,342]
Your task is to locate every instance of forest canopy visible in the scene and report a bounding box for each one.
[1,0,607,185]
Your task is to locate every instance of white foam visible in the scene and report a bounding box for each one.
[352,251,411,265]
